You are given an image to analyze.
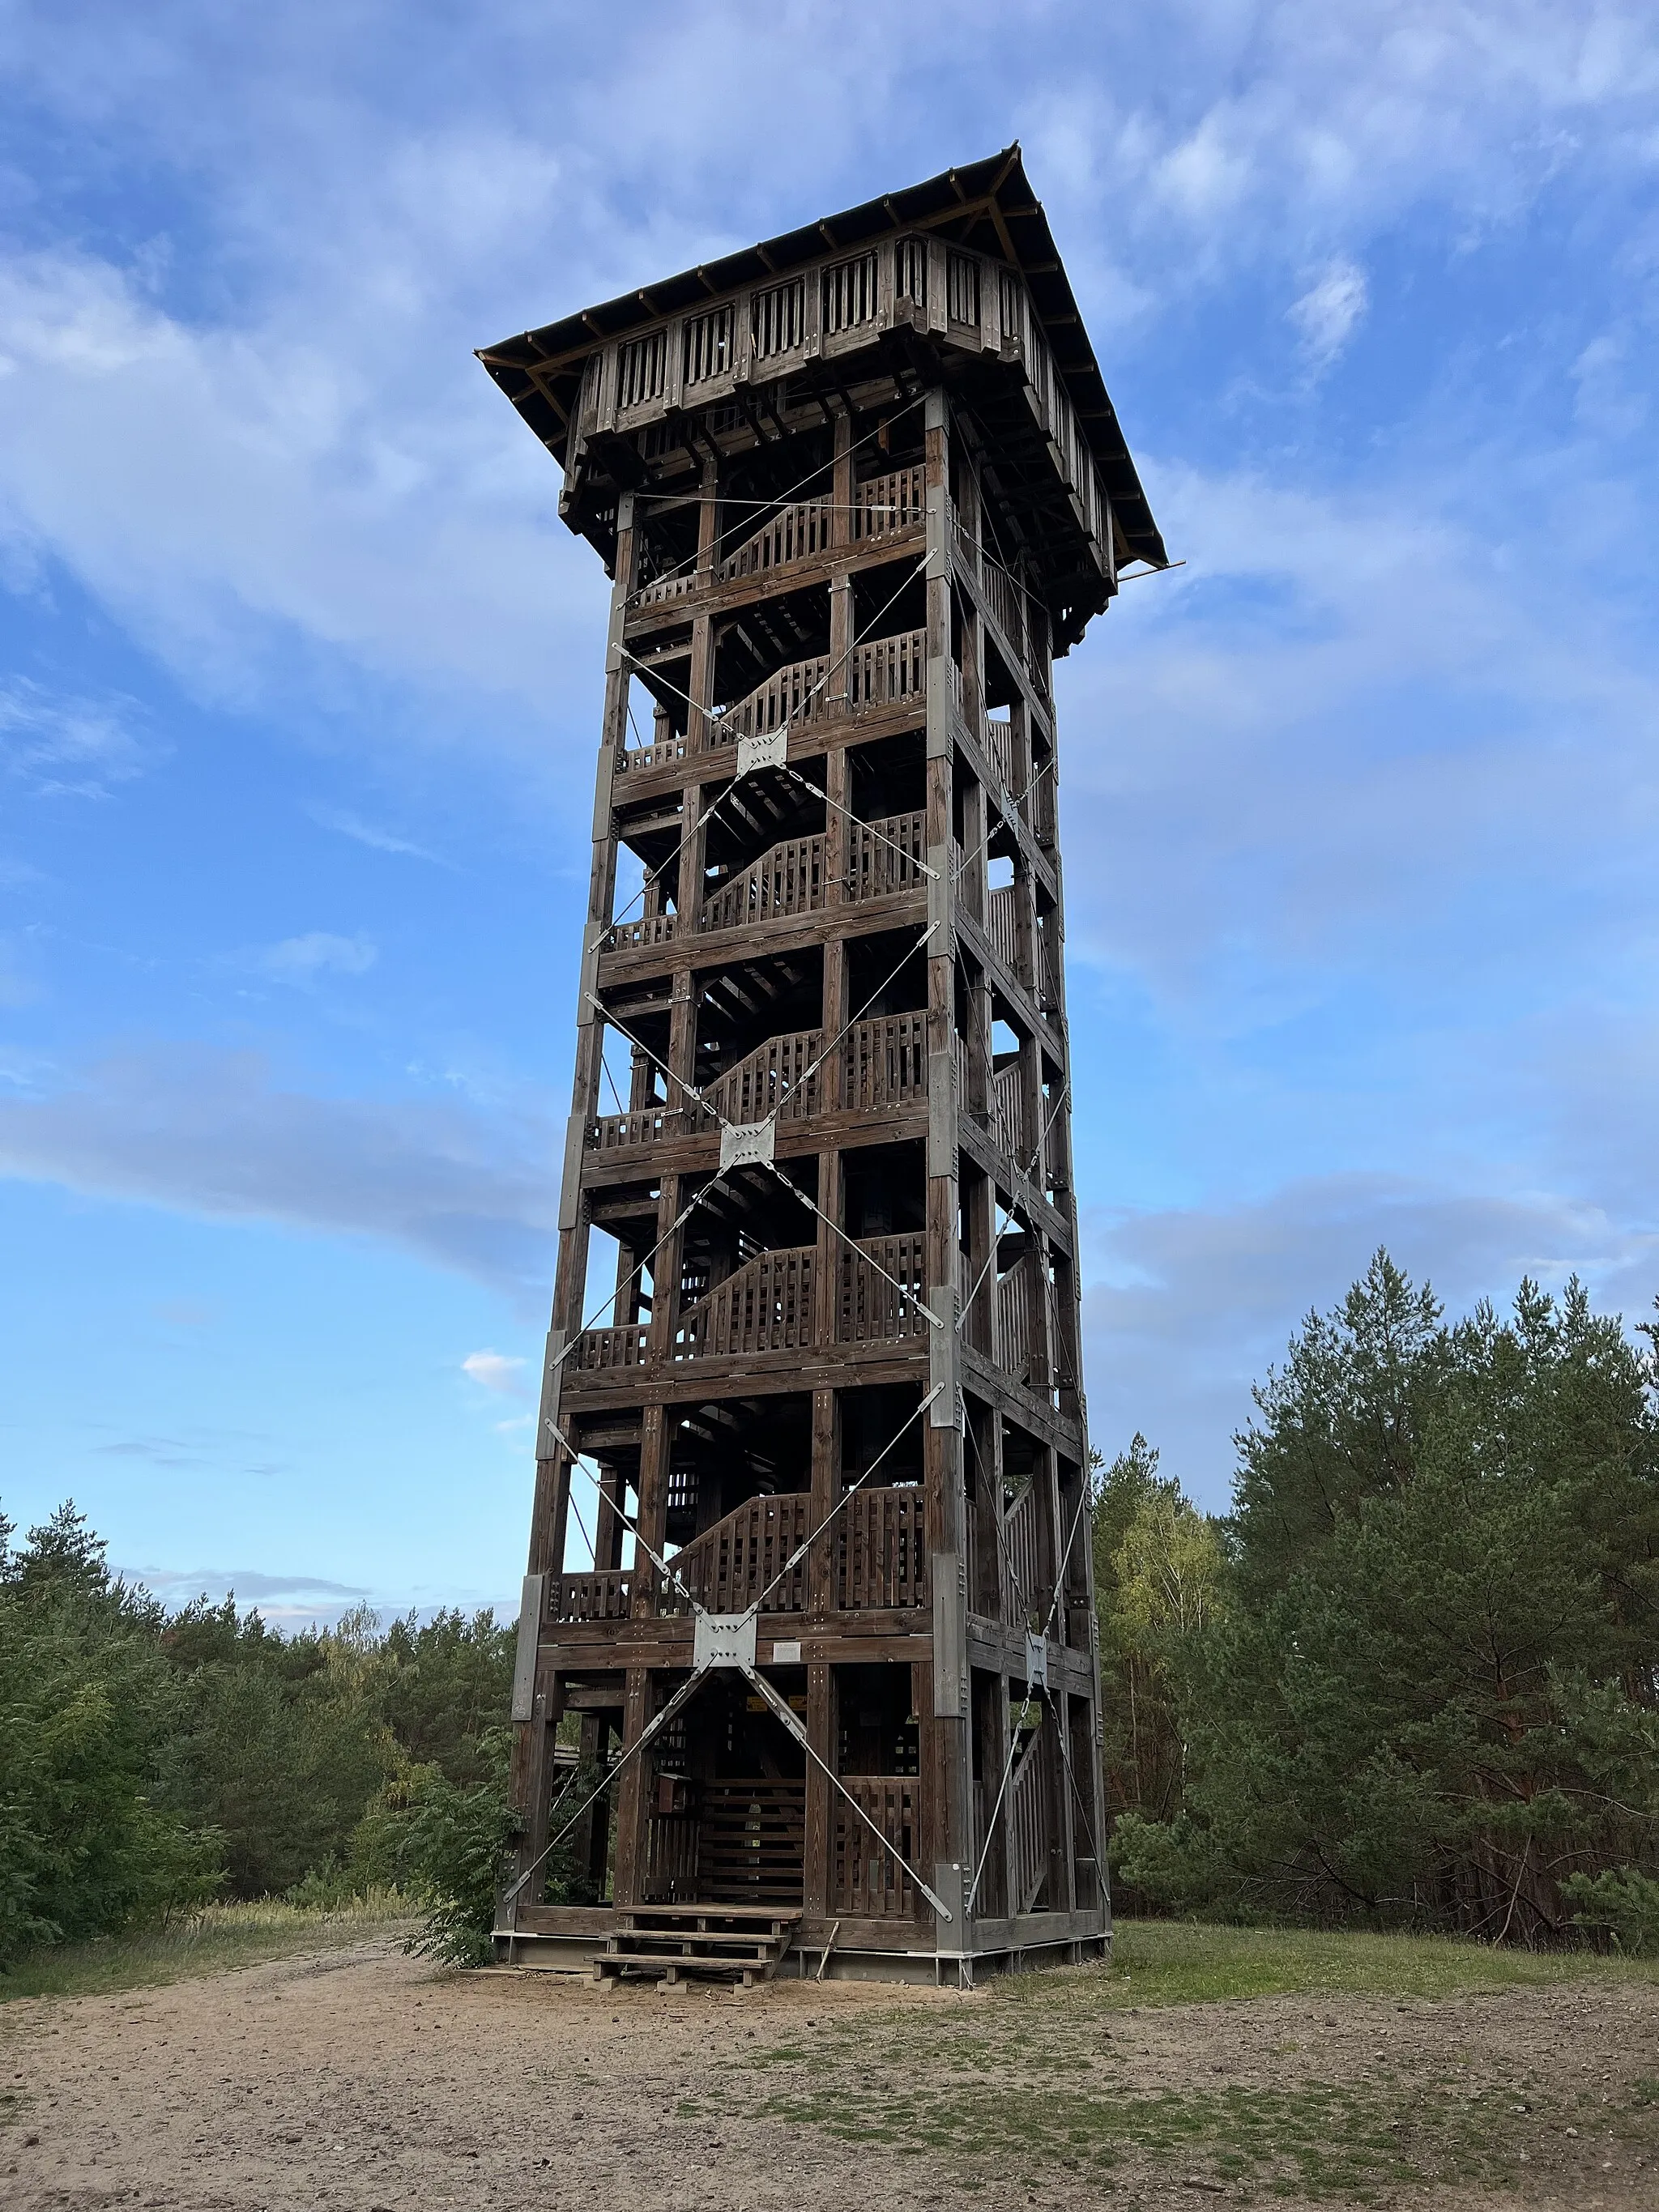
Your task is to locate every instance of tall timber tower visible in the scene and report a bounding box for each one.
[479,148,1166,1985]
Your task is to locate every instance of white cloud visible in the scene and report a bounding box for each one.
[0,1041,560,1297]
[462,1349,527,1396]
[254,931,377,980]
[1288,258,1368,366]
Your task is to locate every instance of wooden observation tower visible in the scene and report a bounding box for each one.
[479,147,1166,1984]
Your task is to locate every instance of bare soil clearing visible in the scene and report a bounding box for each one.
[3,1936,1655,2210]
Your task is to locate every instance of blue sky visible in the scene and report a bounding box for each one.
[2,2,1657,1622]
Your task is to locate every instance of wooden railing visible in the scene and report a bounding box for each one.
[673,1247,816,1361]
[987,883,1021,974]
[633,565,701,612]
[843,1012,928,1112]
[697,1029,823,1128]
[660,1492,811,1615]
[833,1776,919,1919]
[710,653,831,748]
[985,713,1017,797]
[847,627,926,714]
[608,910,677,952]
[834,1485,925,1609]
[615,728,689,777]
[586,1103,682,1153]
[991,1063,1026,1164]
[551,1569,633,1622]
[851,465,925,544]
[1004,1480,1045,1624]
[835,1234,929,1344]
[574,1323,650,1373]
[1006,1733,1051,1915]
[717,494,833,585]
[700,835,824,932]
[846,810,927,902]
[1038,923,1064,1018]
[997,1252,1037,1383]
[983,558,1025,660]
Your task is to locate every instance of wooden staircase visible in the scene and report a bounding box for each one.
[594,1903,800,1987]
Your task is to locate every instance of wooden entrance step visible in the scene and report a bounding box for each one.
[593,1903,800,1987]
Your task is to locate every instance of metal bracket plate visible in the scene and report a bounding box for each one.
[693,1610,758,1672]
[1024,1630,1050,1692]
[736,726,789,777]
[719,1118,777,1173]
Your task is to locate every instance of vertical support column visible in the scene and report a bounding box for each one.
[921,387,969,1963]
[509,493,638,1899]
[804,1384,838,1923]
[611,1664,650,1908]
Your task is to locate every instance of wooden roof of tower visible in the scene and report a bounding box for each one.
[477,144,1166,647]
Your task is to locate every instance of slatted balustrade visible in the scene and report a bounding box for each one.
[642,1806,700,1903]
[847,627,927,715]
[985,714,1017,798]
[574,1323,650,1373]
[991,1063,1027,1163]
[834,1485,925,1609]
[983,557,1025,658]
[836,1234,929,1345]
[1003,1480,1045,1625]
[842,1012,928,1112]
[709,654,830,749]
[615,727,689,777]
[851,465,925,543]
[997,1251,1036,1383]
[673,1247,816,1361]
[987,883,1021,974]
[1005,1733,1051,1915]
[660,1491,811,1615]
[846,810,927,902]
[716,494,833,584]
[697,1029,823,1128]
[633,565,700,612]
[586,1103,682,1153]
[832,1777,918,1919]
[971,1780,1007,1915]
[699,836,824,933]
[608,910,677,952]
[551,1569,633,1623]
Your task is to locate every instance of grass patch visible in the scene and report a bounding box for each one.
[758,2075,1499,2197]
[0,1892,414,2005]
[1034,1916,1659,2010]
[738,1920,1659,2198]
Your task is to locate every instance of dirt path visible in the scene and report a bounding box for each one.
[3,1940,1655,2210]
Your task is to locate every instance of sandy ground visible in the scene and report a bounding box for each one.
[2,1937,1656,2210]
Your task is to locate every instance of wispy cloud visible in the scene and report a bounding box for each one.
[311,806,449,865]
[251,931,377,981]
[1288,258,1368,367]
[0,676,146,797]
[0,1041,560,1298]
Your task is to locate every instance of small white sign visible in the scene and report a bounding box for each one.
[736,726,789,777]
[770,1639,803,1665]
[719,1119,777,1173]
